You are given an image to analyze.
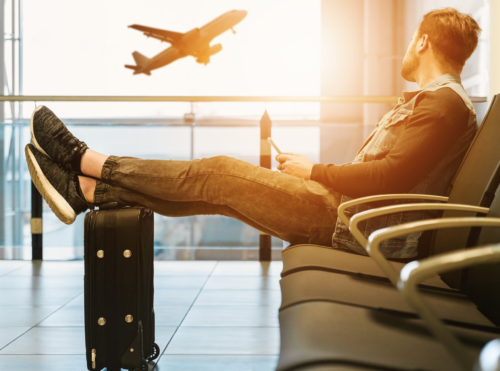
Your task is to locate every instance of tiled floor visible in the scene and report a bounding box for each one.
[0,260,281,370]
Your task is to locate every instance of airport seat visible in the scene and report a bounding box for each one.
[277,300,498,371]
[394,242,500,370]
[277,179,500,370]
[289,366,390,371]
[285,341,500,371]
[281,95,500,290]
[276,97,500,371]
[279,269,492,326]
[281,244,446,287]
[278,236,500,370]
[278,171,500,334]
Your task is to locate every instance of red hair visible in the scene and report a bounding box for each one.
[418,8,481,70]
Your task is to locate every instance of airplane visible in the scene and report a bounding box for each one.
[125,10,247,75]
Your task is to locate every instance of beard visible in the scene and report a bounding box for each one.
[400,45,419,82]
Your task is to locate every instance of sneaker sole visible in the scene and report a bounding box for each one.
[25,145,76,225]
[30,105,51,159]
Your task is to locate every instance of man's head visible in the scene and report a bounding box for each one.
[401,8,481,83]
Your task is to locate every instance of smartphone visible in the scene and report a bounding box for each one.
[267,137,282,154]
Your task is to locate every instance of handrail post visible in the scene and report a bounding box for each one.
[31,181,43,260]
[259,110,272,261]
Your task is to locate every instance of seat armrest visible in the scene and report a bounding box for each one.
[337,194,448,227]
[349,203,489,249]
[367,217,500,286]
[398,243,500,371]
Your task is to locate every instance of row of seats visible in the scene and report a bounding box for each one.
[277,95,500,371]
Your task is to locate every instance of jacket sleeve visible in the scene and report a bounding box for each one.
[310,88,470,198]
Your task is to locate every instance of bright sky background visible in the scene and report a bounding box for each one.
[22,0,320,118]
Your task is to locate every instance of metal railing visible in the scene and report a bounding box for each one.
[0,95,403,103]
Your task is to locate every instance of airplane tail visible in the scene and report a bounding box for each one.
[124,52,152,75]
[132,51,150,67]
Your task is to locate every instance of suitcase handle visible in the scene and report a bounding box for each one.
[98,202,124,210]
[97,203,152,214]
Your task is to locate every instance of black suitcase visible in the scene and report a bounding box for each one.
[84,204,160,371]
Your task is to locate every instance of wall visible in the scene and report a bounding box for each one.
[319,0,400,164]
[0,1,5,249]
[490,0,500,98]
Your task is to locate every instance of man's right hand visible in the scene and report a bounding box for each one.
[276,153,315,180]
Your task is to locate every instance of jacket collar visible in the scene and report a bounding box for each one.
[401,73,462,103]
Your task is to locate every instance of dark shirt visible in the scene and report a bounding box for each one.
[310,88,470,198]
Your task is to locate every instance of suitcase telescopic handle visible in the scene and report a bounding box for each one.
[98,202,123,210]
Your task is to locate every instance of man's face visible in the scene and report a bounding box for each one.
[401,31,420,82]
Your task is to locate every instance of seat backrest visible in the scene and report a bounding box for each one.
[430,95,500,248]
[429,95,500,287]
[465,177,500,325]
[474,100,490,128]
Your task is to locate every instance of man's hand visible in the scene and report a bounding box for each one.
[276,153,315,180]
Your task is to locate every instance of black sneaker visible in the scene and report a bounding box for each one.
[30,105,88,173]
[25,144,89,225]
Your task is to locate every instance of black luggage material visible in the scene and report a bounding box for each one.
[84,204,160,371]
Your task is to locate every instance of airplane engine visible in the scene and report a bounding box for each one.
[196,44,223,65]
[207,43,223,56]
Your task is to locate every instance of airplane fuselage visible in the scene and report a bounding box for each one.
[131,10,247,74]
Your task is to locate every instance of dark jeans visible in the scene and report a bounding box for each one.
[93,155,340,246]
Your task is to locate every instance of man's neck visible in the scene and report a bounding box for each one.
[413,64,459,88]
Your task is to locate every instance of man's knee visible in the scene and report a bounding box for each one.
[202,155,247,172]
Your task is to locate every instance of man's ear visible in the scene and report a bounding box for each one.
[416,34,430,54]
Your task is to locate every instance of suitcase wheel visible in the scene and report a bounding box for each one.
[147,343,160,361]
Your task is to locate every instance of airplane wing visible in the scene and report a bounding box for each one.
[129,24,184,44]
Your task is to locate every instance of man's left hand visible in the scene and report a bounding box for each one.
[276,153,315,180]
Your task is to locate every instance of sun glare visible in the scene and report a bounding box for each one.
[22,0,320,118]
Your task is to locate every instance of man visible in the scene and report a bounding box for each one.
[26,8,481,259]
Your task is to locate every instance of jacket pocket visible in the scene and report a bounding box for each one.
[383,108,412,129]
[372,108,412,152]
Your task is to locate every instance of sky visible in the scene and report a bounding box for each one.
[21,0,321,118]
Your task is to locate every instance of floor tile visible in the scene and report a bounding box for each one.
[154,261,216,276]
[154,306,191,327]
[165,327,280,355]
[211,262,283,277]
[0,327,85,354]
[181,305,279,327]
[0,276,83,290]
[156,355,279,371]
[0,289,82,307]
[155,290,201,306]
[8,261,84,276]
[154,327,177,355]
[0,261,30,277]
[154,276,207,289]
[37,306,83,327]
[203,277,280,290]
[0,326,176,356]
[66,293,84,306]
[0,355,87,371]
[39,289,201,307]
[0,327,30,350]
[0,260,283,370]
[194,289,281,307]
[0,306,60,327]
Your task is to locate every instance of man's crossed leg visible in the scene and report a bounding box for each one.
[26,106,340,247]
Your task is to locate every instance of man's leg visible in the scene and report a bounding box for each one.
[79,150,340,246]
[82,179,284,239]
